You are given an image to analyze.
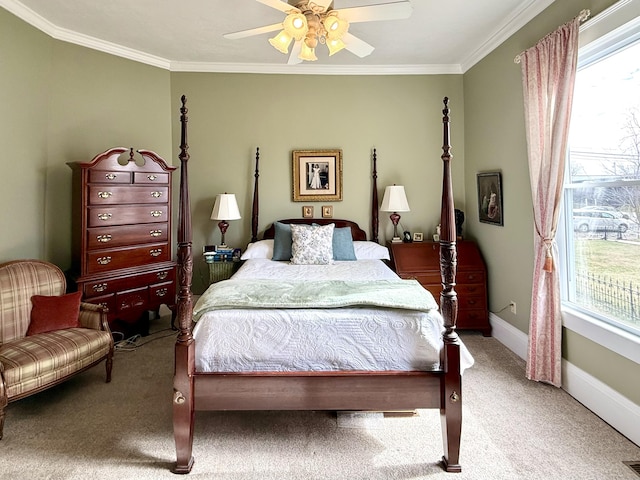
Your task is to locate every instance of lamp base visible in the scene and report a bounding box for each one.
[391,237,403,243]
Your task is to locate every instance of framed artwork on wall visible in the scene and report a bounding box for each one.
[477,171,503,226]
[292,149,343,202]
[302,206,314,218]
[322,205,333,218]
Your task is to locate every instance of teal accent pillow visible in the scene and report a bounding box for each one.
[332,227,356,261]
[271,221,292,261]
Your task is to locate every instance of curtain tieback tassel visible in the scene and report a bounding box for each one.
[543,240,554,272]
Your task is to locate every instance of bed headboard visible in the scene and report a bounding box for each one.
[263,219,367,241]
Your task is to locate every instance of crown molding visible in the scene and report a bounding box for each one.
[1,0,546,75]
[0,0,170,69]
[169,61,463,75]
[460,0,556,72]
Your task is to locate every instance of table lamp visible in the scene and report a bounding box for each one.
[380,185,410,243]
[210,193,241,248]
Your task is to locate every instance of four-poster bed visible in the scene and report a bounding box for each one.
[172,95,466,474]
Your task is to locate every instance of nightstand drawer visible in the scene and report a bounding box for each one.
[459,294,487,310]
[458,271,485,283]
[456,283,486,296]
[458,308,489,329]
[398,273,440,285]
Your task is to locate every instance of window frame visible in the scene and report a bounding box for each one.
[558,0,640,366]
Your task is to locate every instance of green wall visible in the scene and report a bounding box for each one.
[463,0,640,404]
[170,73,464,292]
[0,8,172,269]
[0,8,52,260]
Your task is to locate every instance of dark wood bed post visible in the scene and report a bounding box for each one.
[371,148,379,243]
[438,97,463,473]
[251,147,260,243]
[173,95,195,474]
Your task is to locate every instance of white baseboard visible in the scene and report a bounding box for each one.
[489,313,640,447]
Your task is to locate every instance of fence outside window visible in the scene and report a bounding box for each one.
[575,270,640,330]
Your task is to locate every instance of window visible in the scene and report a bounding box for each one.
[559,9,640,342]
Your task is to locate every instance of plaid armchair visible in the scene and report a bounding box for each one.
[0,260,113,439]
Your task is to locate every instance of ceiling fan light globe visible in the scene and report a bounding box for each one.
[327,38,346,56]
[283,13,308,41]
[299,42,318,61]
[323,15,348,40]
[268,30,293,54]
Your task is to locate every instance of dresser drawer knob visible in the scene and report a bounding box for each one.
[150,248,163,257]
[97,191,113,199]
[150,191,163,198]
[147,174,158,181]
[155,288,168,297]
[105,173,117,180]
[149,229,162,237]
[150,210,162,218]
[97,256,112,265]
[97,213,112,221]
[96,234,112,243]
[157,271,168,280]
[92,283,108,293]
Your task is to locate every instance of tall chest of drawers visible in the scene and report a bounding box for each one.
[388,241,491,336]
[68,147,177,337]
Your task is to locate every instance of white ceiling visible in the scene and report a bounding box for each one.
[1,0,555,74]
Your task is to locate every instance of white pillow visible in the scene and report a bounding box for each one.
[353,241,390,260]
[290,223,334,265]
[240,240,274,260]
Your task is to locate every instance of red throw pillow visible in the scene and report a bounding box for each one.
[27,291,82,336]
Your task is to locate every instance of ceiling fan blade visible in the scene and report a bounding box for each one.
[287,41,303,65]
[338,1,413,23]
[256,0,300,14]
[312,0,334,10]
[342,32,375,58]
[224,23,283,40]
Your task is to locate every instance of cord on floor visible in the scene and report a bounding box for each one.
[113,327,177,352]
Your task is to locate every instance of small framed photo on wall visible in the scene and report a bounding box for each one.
[302,206,314,218]
[322,205,333,218]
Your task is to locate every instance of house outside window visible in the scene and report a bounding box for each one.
[559,11,640,342]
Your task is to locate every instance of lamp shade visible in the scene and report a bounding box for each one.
[380,185,410,212]
[210,193,241,221]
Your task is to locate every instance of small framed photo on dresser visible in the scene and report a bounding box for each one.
[413,232,423,242]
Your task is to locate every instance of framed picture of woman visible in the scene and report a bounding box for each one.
[477,172,503,226]
[292,149,343,202]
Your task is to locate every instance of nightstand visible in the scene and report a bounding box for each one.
[205,256,242,284]
[388,241,491,336]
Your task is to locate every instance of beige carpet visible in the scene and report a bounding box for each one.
[1,318,639,480]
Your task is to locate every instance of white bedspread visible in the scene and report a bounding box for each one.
[193,259,474,373]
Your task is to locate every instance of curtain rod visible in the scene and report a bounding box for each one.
[514,9,591,64]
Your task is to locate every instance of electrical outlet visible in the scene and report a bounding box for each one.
[510,301,517,315]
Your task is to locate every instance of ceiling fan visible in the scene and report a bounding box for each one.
[223,0,413,64]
